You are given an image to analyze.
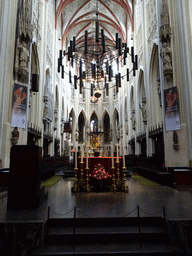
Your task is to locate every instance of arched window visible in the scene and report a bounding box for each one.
[103,112,110,143]
[90,112,98,133]
[78,111,85,143]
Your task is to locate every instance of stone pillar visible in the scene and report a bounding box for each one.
[157,0,192,167]
[0,0,18,167]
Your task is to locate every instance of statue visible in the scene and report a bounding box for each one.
[160,43,172,69]
[160,43,173,78]
[173,131,179,151]
[91,134,98,148]
[11,127,19,145]
[19,41,29,68]
[140,102,147,123]
[157,75,162,107]
[15,38,30,78]
[131,113,136,131]
[43,98,49,119]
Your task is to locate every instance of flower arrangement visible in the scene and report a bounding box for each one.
[90,164,111,180]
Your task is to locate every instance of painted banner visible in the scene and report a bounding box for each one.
[11,83,28,128]
[164,86,180,131]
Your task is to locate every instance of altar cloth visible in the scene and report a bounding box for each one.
[77,157,123,185]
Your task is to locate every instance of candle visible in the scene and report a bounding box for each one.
[86,147,88,168]
[81,145,83,162]
[112,145,114,167]
[75,145,77,169]
[123,146,125,168]
[116,144,119,161]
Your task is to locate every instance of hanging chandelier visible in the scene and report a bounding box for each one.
[57,5,138,98]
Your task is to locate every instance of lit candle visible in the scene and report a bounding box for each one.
[123,146,125,168]
[86,147,88,168]
[112,145,114,168]
[116,144,119,161]
[75,145,77,169]
[81,145,83,162]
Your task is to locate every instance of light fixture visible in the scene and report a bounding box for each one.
[94,89,102,98]
[57,1,138,97]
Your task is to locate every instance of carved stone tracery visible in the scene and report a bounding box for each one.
[19,0,33,41]
[14,0,33,79]
[159,0,173,80]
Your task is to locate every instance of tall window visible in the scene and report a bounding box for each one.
[103,112,110,143]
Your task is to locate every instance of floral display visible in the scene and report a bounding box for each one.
[90,164,111,180]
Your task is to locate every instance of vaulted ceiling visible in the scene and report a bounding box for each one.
[55,0,134,48]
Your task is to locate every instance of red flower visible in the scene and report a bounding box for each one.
[91,164,110,180]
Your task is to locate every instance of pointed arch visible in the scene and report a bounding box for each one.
[90,111,98,133]
[102,110,110,143]
[149,43,162,125]
[78,110,86,143]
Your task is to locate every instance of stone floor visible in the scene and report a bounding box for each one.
[1,172,192,222]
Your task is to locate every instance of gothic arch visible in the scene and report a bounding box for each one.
[78,110,86,143]
[102,111,110,143]
[149,43,162,125]
[90,111,98,133]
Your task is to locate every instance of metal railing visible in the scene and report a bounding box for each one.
[45,205,167,251]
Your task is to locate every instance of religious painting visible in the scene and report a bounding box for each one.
[11,83,28,128]
[164,86,180,131]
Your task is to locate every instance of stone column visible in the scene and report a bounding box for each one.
[0,0,18,167]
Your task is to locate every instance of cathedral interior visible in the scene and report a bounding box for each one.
[1,0,192,255]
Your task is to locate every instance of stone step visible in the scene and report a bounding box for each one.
[63,170,76,177]
[32,217,186,256]
[45,217,166,228]
[32,243,186,256]
[44,232,167,245]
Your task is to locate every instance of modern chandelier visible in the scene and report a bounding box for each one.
[57,8,138,99]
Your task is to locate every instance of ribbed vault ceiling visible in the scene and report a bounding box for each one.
[55,0,134,48]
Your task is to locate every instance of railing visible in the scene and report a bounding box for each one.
[47,205,166,220]
[46,205,167,251]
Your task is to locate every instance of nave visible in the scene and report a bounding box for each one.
[1,175,192,221]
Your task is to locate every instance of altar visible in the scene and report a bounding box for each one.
[72,157,128,192]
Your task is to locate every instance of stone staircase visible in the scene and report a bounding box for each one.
[32,215,186,256]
